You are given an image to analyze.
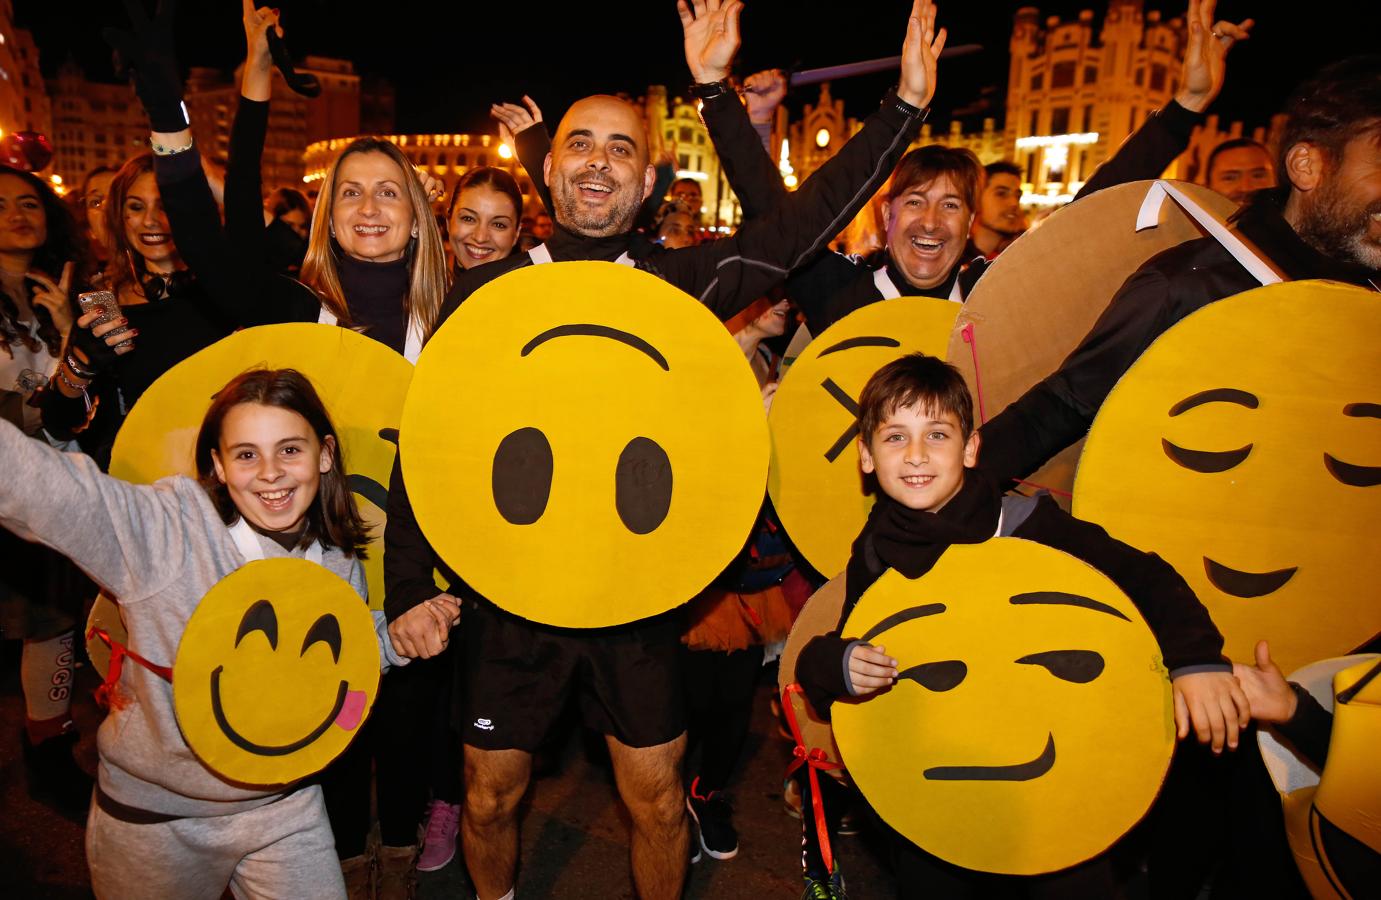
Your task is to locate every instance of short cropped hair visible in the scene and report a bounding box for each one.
[1205,138,1271,180]
[984,160,1023,180]
[1277,55,1381,176]
[886,145,983,213]
[857,353,975,444]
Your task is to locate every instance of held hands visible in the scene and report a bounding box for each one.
[387,593,461,659]
[1174,0,1252,113]
[898,0,946,110]
[743,69,787,125]
[678,0,744,85]
[27,263,74,339]
[491,96,545,149]
[846,642,899,698]
[1172,669,1251,754]
[1231,640,1298,724]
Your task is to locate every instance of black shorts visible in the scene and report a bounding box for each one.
[458,600,685,752]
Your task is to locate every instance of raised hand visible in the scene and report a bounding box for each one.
[27,262,74,338]
[743,69,787,125]
[898,0,946,110]
[415,168,445,205]
[1175,0,1252,113]
[1232,640,1298,724]
[103,0,188,132]
[241,0,282,102]
[677,0,744,85]
[491,95,544,148]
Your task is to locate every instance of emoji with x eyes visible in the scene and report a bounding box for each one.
[768,298,960,577]
[1074,282,1381,674]
[831,539,1173,875]
[399,262,769,628]
[173,558,381,786]
[110,323,414,610]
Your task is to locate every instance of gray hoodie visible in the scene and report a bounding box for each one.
[0,418,405,817]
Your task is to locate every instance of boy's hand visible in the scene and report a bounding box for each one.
[1231,640,1297,724]
[1173,670,1251,753]
[847,642,898,697]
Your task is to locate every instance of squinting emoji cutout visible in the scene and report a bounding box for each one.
[1073,282,1381,673]
[401,262,769,628]
[173,557,380,786]
[769,298,959,577]
[832,539,1173,875]
[110,324,413,610]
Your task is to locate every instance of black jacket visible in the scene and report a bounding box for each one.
[978,188,1381,485]
[383,88,928,622]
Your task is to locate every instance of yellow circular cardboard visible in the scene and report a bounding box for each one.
[950,180,1238,503]
[400,261,769,628]
[768,298,960,578]
[1073,282,1381,674]
[110,323,413,610]
[173,558,380,786]
[832,539,1173,875]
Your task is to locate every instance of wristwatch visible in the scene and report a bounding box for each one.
[688,78,735,101]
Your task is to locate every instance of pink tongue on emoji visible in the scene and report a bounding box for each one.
[335,690,367,731]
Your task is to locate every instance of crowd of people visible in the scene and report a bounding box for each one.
[0,0,1377,898]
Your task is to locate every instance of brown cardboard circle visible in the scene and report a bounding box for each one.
[949,180,1239,503]
[778,574,847,773]
[85,591,125,679]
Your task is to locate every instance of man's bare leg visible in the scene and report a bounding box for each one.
[607,731,689,900]
[462,745,532,900]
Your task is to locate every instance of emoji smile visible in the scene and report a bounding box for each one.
[210,667,365,756]
[1203,557,1298,598]
[923,732,1056,782]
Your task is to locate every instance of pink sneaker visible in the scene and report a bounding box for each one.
[416,800,461,872]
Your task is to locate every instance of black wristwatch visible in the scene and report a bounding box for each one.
[688,78,735,101]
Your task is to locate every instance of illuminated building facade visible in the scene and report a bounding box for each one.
[48,62,143,188]
[0,1,49,152]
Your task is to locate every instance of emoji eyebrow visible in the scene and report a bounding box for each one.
[522,324,669,371]
[861,603,946,642]
[1169,388,1259,417]
[818,336,901,358]
[1009,592,1130,622]
[1344,403,1381,419]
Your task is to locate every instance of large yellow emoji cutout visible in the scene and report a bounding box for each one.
[401,262,769,628]
[110,324,413,610]
[1074,282,1381,674]
[832,539,1173,875]
[768,298,959,578]
[173,558,380,786]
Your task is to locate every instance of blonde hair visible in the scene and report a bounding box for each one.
[300,138,449,337]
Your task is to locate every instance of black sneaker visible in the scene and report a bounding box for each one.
[22,729,93,816]
[801,867,846,900]
[686,776,738,860]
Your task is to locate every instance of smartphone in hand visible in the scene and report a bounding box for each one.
[77,290,133,350]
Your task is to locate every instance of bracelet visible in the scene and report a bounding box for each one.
[150,135,195,156]
[886,89,929,122]
[688,78,735,101]
[55,367,93,411]
[64,351,96,379]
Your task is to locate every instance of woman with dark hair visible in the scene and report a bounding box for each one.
[76,165,118,269]
[446,166,523,277]
[262,186,311,276]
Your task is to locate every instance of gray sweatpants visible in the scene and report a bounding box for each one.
[86,784,346,900]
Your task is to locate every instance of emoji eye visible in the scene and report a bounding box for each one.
[615,436,672,535]
[1016,650,1105,683]
[898,660,967,692]
[1324,454,1381,487]
[1161,439,1252,473]
[235,599,278,650]
[300,614,342,663]
[492,427,554,525]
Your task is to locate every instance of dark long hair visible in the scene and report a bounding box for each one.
[103,152,186,298]
[0,165,87,359]
[195,368,371,558]
[447,165,523,221]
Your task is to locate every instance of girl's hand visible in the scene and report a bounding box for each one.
[72,308,138,366]
[28,262,75,338]
[240,0,282,101]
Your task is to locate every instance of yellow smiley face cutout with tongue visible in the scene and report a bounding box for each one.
[173,558,380,787]
[831,539,1173,875]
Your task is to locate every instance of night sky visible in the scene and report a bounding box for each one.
[17,1,1380,136]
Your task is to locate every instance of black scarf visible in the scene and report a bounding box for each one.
[845,469,1002,607]
[544,223,634,263]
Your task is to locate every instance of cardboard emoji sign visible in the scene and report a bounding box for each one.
[1073,282,1381,673]
[110,323,413,610]
[778,574,847,776]
[832,539,1173,875]
[768,298,960,578]
[400,261,769,629]
[949,180,1239,504]
[173,557,380,786]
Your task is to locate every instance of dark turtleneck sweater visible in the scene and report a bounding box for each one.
[337,254,410,356]
[796,467,1228,718]
[979,187,1381,486]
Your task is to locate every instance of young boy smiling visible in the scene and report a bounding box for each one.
[796,353,1249,896]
